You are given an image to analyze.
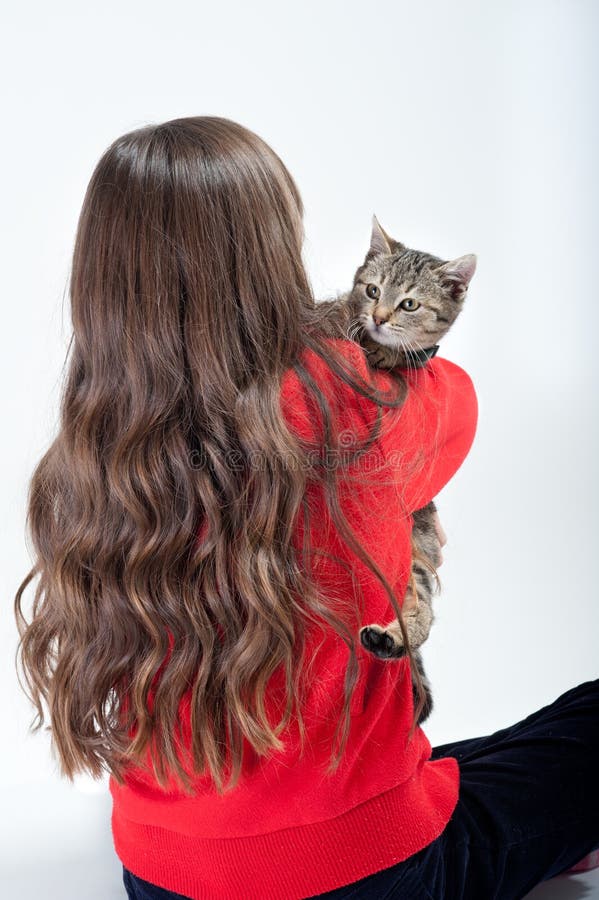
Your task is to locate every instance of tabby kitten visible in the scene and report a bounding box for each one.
[314,216,476,723]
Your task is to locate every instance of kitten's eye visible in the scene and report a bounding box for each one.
[366,283,380,299]
[399,298,421,311]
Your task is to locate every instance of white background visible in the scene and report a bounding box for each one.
[1,1,597,897]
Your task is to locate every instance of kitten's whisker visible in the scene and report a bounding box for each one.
[395,331,432,371]
[347,321,362,342]
[406,334,441,381]
[395,332,418,375]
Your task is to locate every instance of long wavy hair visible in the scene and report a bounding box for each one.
[14,115,427,796]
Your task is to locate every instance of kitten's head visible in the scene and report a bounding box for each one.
[350,215,476,365]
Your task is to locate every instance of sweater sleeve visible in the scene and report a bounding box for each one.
[281,339,478,514]
[307,340,478,515]
[383,355,479,512]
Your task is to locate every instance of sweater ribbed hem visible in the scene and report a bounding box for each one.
[111,756,459,900]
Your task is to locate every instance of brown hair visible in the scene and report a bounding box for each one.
[13,115,426,796]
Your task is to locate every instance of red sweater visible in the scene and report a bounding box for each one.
[109,338,478,900]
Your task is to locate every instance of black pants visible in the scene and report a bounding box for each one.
[122,679,599,900]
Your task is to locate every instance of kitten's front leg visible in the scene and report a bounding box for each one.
[360,333,403,370]
[360,501,439,660]
[359,594,434,660]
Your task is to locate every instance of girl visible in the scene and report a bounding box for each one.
[15,116,598,899]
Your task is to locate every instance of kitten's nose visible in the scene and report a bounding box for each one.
[372,310,390,326]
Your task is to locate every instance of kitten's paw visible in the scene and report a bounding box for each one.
[360,625,406,659]
[365,346,396,370]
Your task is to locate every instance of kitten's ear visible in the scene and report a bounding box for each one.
[367,215,405,259]
[432,254,477,300]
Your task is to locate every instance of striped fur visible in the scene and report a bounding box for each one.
[317,216,477,724]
